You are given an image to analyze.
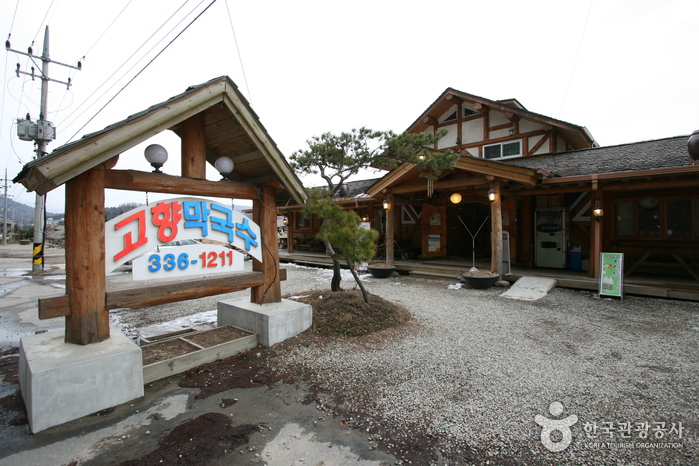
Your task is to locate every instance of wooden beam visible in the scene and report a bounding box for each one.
[490,180,502,275]
[528,134,548,155]
[386,193,395,266]
[251,185,281,304]
[105,169,258,199]
[389,176,485,194]
[64,165,109,345]
[38,270,288,319]
[180,113,207,179]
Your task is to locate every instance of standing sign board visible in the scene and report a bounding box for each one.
[599,252,624,299]
[105,197,262,277]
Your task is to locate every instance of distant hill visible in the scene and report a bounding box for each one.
[2,200,63,226]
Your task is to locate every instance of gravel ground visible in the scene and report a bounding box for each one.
[111,262,699,465]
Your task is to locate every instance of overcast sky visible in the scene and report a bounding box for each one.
[2,0,697,214]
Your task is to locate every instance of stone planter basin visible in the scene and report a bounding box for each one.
[368,265,396,278]
[461,271,500,289]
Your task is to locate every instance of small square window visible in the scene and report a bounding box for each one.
[484,145,501,159]
[503,141,521,157]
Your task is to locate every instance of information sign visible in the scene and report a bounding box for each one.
[105,197,261,274]
[599,252,624,299]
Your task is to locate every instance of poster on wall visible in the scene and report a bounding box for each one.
[428,234,441,252]
[599,252,624,299]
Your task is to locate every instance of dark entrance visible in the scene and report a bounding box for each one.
[448,202,491,261]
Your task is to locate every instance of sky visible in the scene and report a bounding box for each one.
[1,0,698,214]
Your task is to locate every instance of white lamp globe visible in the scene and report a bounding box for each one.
[144,144,168,173]
[215,156,234,178]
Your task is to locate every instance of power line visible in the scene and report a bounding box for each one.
[82,0,134,59]
[559,0,594,118]
[56,0,197,131]
[66,0,218,143]
[32,0,57,43]
[224,0,252,106]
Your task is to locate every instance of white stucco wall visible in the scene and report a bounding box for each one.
[438,124,458,148]
[462,119,482,144]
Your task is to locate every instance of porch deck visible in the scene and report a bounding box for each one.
[279,250,699,302]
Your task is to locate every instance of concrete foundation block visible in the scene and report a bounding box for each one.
[217,298,312,346]
[19,326,144,433]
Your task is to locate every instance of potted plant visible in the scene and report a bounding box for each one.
[461,267,500,289]
[367,263,396,278]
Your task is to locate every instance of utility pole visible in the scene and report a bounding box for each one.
[3,169,8,246]
[6,26,81,271]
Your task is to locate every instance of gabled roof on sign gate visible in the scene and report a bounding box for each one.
[13,76,307,204]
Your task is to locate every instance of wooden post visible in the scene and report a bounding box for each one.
[490,181,503,275]
[589,187,603,279]
[64,166,109,345]
[251,185,281,304]
[180,113,207,179]
[518,196,534,266]
[385,193,395,266]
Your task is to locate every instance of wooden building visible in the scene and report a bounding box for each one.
[283,88,699,281]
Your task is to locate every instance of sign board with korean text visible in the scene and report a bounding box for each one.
[132,243,245,281]
[599,252,624,299]
[105,197,261,275]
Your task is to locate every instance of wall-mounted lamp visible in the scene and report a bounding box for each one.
[362,215,369,222]
[382,199,390,210]
[592,203,604,222]
[144,144,168,173]
[488,188,497,202]
[450,192,462,204]
[509,127,515,136]
[418,153,426,161]
[215,156,234,180]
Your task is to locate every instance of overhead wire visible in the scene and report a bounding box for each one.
[51,0,135,123]
[559,0,594,118]
[56,0,200,133]
[224,0,252,106]
[65,0,218,144]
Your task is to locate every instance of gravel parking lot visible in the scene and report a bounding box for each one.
[268,264,699,465]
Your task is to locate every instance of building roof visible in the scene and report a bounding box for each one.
[14,76,307,204]
[505,135,693,178]
[407,87,598,150]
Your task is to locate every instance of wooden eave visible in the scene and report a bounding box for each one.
[408,88,597,149]
[541,165,699,187]
[13,76,307,204]
[366,155,540,197]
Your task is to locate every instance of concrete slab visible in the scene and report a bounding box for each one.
[19,326,144,433]
[499,276,557,301]
[217,298,312,346]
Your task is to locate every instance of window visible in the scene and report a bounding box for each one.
[613,196,697,239]
[296,212,310,229]
[463,108,477,117]
[667,199,691,237]
[442,110,457,122]
[638,200,660,237]
[614,203,635,236]
[483,140,521,159]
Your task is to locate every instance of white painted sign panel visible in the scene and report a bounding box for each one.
[105,197,262,274]
[132,243,245,281]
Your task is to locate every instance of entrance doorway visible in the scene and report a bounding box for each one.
[448,203,491,260]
